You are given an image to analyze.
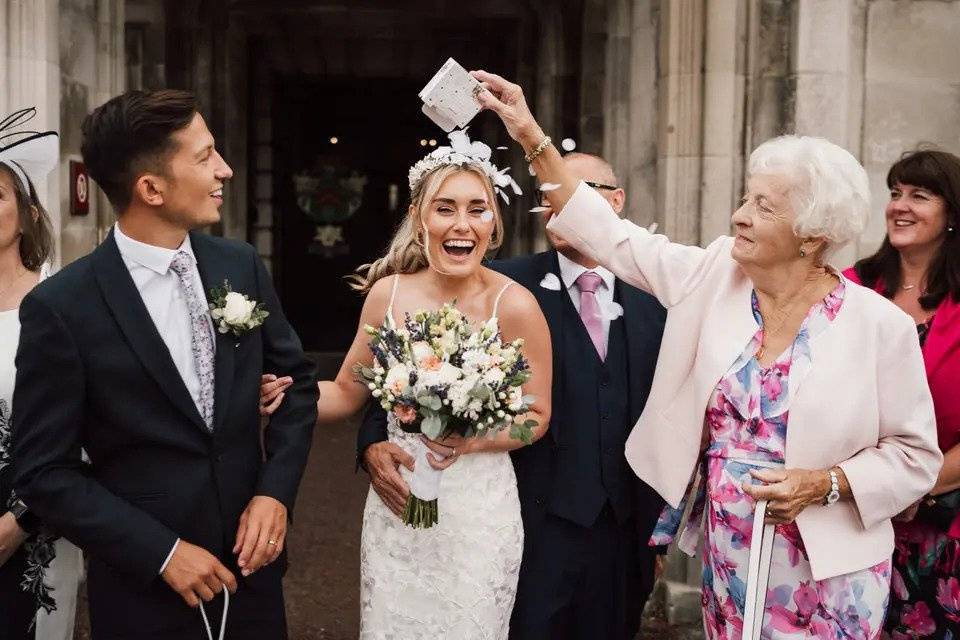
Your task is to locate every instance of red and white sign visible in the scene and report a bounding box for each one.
[70,160,89,216]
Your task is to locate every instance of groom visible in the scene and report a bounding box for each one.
[11,90,317,638]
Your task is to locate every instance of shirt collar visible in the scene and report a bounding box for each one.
[556,251,615,292]
[113,223,196,276]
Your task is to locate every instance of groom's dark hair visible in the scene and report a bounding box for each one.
[81,89,198,212]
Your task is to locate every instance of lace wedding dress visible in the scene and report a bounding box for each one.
[358,276,524,639]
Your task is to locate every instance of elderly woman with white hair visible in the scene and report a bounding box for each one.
[473,71,942,639]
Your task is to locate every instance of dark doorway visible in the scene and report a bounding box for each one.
[272,77,440,352]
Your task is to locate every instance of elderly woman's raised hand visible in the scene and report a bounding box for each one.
[470,70,543,148]
[742,467,836,525]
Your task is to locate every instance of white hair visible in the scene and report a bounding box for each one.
[747,135,870,259]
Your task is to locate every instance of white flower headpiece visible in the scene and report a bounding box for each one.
[408,128,522,204]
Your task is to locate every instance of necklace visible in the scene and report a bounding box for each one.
[756,272,832,362]
[0,267,28,302]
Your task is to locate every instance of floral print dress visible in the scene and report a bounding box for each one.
[653,279,892,639]
[882,314,960,640]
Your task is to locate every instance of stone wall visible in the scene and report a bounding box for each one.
[858,0,960,255]
[59,0,124,266]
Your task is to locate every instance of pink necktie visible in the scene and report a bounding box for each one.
[576,271,606,361]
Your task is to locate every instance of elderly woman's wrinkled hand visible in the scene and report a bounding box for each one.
[742,468,832,525]
[469,70,542,147]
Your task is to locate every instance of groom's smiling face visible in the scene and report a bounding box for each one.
[155,113,233,230]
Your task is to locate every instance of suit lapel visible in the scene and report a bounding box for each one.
[190,232,236,434]
[93,232,207,432]
[530,251,565,444]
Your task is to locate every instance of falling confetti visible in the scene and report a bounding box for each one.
[561,138,576,151]
[603,301,624,320]
[496,146,509,150]
[479,210,494,222]
[539,273,562,291]
[647,222,659,233]
[528,164,537,176]
[529,206,551,214]
[539,183,562,192]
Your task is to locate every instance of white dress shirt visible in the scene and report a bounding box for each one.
[557,251,617,350]
[113,223,215,573]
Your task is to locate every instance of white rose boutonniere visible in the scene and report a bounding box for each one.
[208,280,269,336]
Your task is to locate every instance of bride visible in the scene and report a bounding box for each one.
[314,136,551,638]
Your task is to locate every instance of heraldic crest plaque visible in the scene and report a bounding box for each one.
[293,162,367,258]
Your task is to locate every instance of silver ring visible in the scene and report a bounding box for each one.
[267,539,277,546]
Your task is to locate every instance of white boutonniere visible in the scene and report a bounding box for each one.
[539,273,562,291]
[208,280,269,336]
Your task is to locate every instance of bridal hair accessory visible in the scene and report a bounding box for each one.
[408,128,522,204]
[0,107,59,190]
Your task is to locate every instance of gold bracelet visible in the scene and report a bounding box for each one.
[524,136,552,163]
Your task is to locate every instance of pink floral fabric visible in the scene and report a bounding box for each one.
[654,280,892,639]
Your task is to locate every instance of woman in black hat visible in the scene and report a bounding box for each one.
[0,108,81,640]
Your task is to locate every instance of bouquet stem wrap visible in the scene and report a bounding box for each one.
[403,438,445,528]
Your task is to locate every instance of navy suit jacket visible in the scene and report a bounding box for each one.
[357,250,666,540]
[11,231,318,591]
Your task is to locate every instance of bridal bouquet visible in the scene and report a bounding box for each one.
[355,302,537,528]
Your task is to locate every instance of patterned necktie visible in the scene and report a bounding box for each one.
[575,271,606,361]
[169,250,216,431]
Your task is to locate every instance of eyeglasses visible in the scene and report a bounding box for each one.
[535,181,618,207]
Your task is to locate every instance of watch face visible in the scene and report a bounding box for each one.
[827,490,840,504]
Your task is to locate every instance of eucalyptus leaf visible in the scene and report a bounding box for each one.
[422,414,443,440]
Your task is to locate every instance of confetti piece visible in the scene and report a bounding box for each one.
[647,222,658,233]
[479,210,494,222]
[561,138,576,151]
[539,183,561,192]
[529,206,551,214]
[496,146,509,150]
[539,273,562,290]
[603,301,624,320]
[528,164,537,176]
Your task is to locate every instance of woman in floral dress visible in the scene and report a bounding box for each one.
[652,284,893,638]
[476,69,942,640]
[845,150,960,639]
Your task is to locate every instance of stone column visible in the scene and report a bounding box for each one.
[2,0,62,263]
[601,0,658,227]
[526,1,564,255]
[791,0,867,266]
[699,0,747,244]
[657,0,704,245]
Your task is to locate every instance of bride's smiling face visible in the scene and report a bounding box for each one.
[418,170,497,277]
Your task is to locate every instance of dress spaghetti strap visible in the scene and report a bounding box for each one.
[385,274,400,327]
[491,281,514,318]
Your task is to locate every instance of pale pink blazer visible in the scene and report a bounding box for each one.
[547,182,942,580]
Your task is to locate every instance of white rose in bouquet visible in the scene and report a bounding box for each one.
[385,363,411,396]
[411,341,437,367]
[482,366,505,386]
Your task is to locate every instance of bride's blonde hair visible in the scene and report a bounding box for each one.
[349,163,504,294]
